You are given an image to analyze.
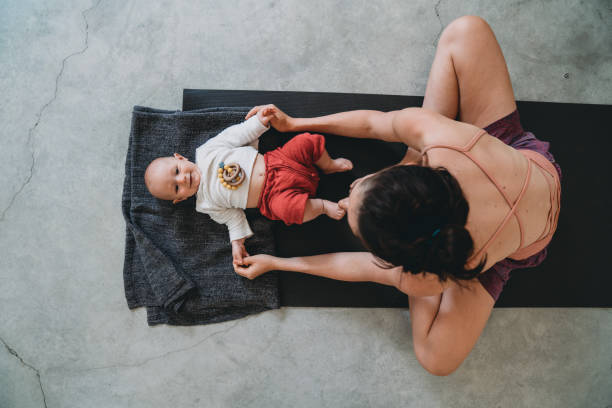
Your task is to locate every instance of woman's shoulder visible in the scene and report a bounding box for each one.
[389,108,484,151]
[419,113,483,150]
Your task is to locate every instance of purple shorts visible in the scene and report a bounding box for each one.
[476,110,562,301]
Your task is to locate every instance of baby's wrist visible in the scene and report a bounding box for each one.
[254,114,270,129]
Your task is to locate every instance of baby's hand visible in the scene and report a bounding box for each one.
[231,238,249,267]
[247,104,294,131]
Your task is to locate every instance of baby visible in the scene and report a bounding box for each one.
[144,107,353,269]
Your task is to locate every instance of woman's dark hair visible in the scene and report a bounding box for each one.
[357,165,484,281]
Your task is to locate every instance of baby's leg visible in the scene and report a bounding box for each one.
[314,149,353,175]
[303,198,346,222]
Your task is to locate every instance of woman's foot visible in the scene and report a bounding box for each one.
[322,200,346,220]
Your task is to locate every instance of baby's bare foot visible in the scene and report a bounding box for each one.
[322,200,346,220]
[322,158,353,175]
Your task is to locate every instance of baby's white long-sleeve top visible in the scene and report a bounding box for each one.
[195,116,270,242]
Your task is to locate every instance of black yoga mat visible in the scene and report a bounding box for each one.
[184,89,612,308]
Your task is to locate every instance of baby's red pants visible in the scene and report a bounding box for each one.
[258,133,325,225]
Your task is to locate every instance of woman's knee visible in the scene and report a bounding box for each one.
[439,15,492,47]
[414,343,460,377]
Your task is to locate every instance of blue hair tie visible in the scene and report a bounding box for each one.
[426,228,441,245]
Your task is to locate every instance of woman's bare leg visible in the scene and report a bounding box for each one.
[409,16,507,375]
[409,280,495,376]
[423,15,517,127]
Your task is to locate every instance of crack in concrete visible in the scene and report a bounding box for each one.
[433,0,444,47]
[76,321,242,373]
[1,336,48,408]
[0,0,103,224]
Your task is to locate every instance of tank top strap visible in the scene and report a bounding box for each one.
[469,159,532,263]
[422,129,516,230]
[421,129,534,265]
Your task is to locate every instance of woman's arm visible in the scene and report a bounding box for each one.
[234,252,445,297]
[292,110,401,142]
[245,104,432,149]
[235,252,398,284]
[274,252,400,284]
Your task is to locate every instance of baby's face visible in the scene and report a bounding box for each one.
[146,153,202,203]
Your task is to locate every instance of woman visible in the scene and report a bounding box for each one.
[237,16,561,376]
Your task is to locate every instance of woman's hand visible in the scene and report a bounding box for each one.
[246,104,294,132]
[233,254,277,279]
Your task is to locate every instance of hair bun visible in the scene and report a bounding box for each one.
[425,224,483,280]
[357,165,484,281]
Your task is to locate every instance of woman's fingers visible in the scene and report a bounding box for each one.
[233,263,246,275]
[234,263,256,279]
[234,254,273,279]
[246,104,294,132]
[245,104,277,120]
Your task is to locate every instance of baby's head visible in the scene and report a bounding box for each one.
[144,153,202,204]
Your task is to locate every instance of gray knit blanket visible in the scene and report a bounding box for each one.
[122,106,279,326]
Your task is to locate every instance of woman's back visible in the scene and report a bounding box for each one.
[420,121,558,271]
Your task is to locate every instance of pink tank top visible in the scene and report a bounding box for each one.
[421,129,561,262]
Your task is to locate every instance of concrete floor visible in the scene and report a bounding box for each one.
[1,0,611,407]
